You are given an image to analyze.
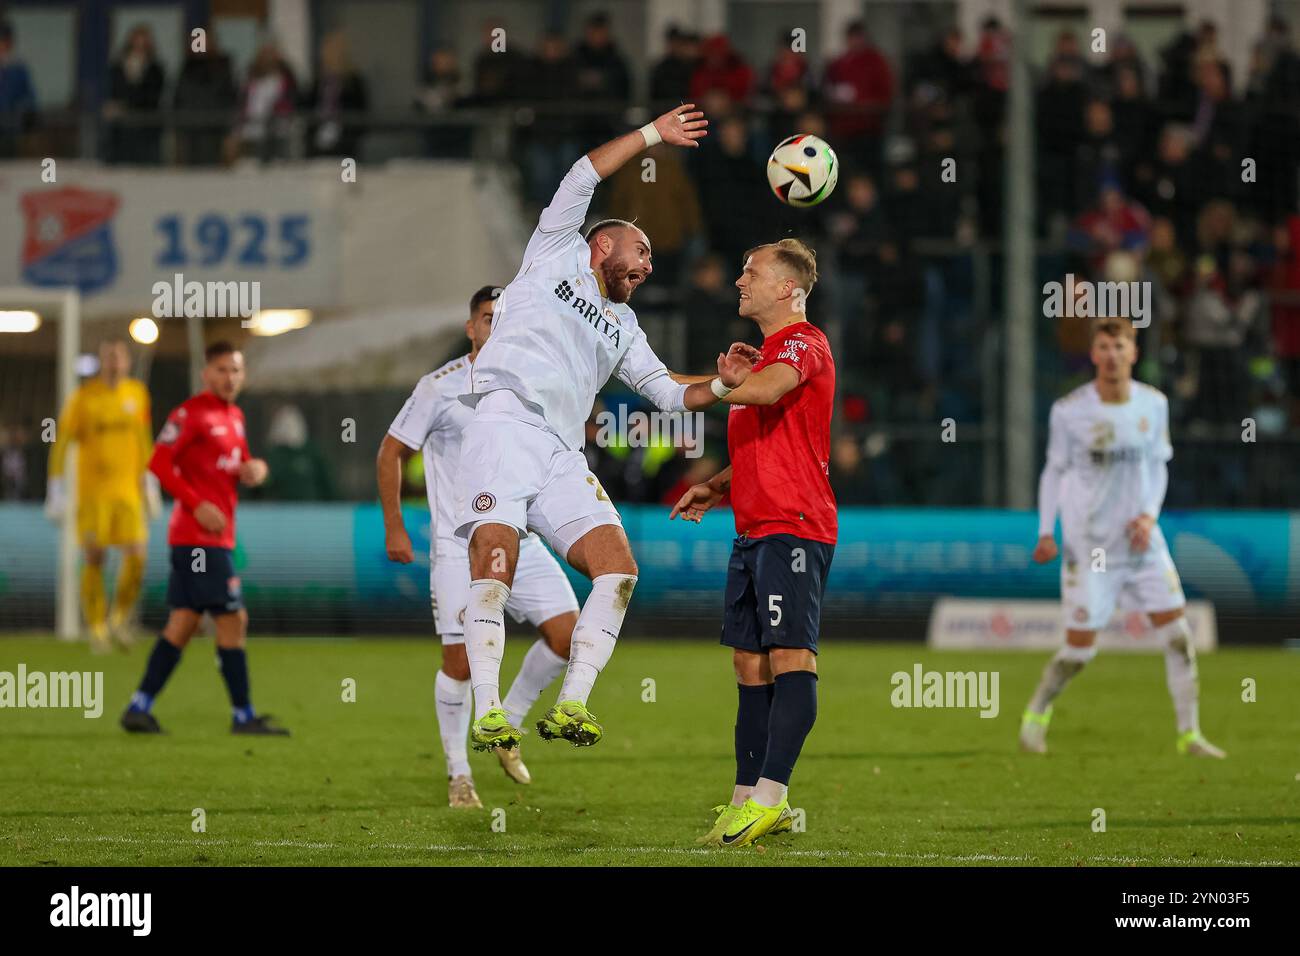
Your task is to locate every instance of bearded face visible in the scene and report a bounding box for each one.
[593,227,652,303]
[599,255,639,303]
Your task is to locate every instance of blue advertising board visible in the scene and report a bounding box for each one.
[1,504,1293,635]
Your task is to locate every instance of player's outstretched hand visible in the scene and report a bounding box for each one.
[194,501,227,534]
[717,342,762,388]
[1032,535,1058,564]
[239,458,269,487]
[385,527,415,564]
[1127,514,1154,552]
[670,482,725,523]
[653,104,709,148]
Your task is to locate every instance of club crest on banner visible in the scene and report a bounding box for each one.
[21,187,121,292]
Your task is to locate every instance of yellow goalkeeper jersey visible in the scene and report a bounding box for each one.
[49,377,153,501]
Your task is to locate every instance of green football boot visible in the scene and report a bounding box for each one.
[470,707,522,752]
[720,797,790,848]
[536,700,604,747]
[768,803,794,835]
[697,803,741,846]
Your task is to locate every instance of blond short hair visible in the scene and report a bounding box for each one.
[744,238,819,294]
[1091,316,1136,343]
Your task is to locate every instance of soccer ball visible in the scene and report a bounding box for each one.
[766,134,839,207]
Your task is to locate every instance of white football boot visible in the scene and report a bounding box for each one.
[448,774,483,808]
[496,746,532,785]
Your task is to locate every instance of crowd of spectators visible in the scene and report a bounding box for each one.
[0,19,367,165]
[2,10,1299,507]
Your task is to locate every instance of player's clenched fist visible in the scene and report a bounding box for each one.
[652,104,709,148]
[194,501,227,534]
[385,527,415,564]
[239,458,269,487]
[718,342,761,387]
[1032,535,1058,564]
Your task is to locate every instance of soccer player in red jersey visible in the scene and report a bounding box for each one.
[671,239,836,846]
[120,342,288,736]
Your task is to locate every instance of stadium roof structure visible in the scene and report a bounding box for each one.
[241,301,473,392]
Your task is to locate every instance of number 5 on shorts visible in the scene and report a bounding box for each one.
[769,594,782,626]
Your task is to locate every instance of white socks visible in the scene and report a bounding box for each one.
[435,669,472,778]
[503,639,568,729]
[1156,617,1199,734]
[730,785,752,807]
[1028,642,1097,714]
[558,573,637,705]
[751,778,788,808]
[465,579,511,720]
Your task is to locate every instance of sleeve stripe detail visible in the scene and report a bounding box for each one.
[633,368,671,389]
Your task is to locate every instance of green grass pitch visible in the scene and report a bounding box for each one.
[1,635,1296,866]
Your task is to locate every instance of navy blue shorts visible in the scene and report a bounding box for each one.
[166,545,244,615]
[720,533,834,654]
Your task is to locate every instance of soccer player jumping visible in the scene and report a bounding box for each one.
[1020,317,1225,759]
[378,286,582,808]
[454,105,760,752]
[121,342,288,736]
[671,239,837,847]
[46,338,161,651]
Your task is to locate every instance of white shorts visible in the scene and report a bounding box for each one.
[431,536,579,645]
[1060,542,1186,630]
[454,392,621,560]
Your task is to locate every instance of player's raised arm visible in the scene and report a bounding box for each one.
[376,434,417,564]
[712,361,801,407]
[585,104,708,179]
[1034,403,1068,563]
[521,106,708,274]
[617,335,757,412]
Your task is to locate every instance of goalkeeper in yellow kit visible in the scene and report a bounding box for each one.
[46,338,161,651]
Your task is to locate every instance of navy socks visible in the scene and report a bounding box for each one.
[757,670,818,786]
[129,636,182,712]
[217,647,255,723]
[734,682,775,786]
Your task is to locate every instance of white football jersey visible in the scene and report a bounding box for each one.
[463,155,685,451]
[1044,381,1172,559]
[387,354,476,546]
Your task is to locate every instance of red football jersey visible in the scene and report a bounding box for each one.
[149,391,251,549]
[727,320,837,544]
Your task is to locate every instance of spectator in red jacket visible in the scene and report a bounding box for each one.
[823,20,894,173]
[1068,176,1152,272]
[690,35,754,106]
[766,28,810,96]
